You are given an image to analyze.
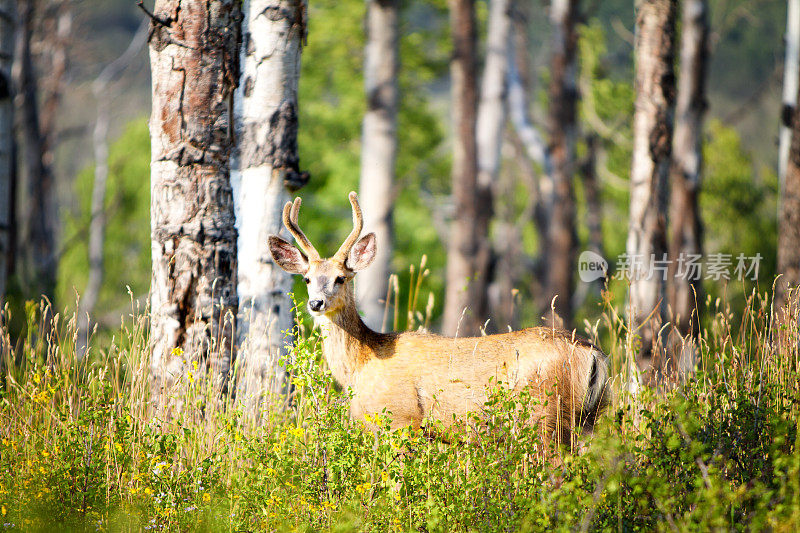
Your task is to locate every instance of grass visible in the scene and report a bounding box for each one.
[0,285,798,532]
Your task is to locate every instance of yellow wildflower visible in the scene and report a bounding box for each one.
[115,443,123,453]
[203,492,211,503]
[33,372,40,384]
[381,471,389,483]
[1,505,5,516]
[171,346,184,357]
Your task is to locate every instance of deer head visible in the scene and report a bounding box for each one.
[268,192,376,316]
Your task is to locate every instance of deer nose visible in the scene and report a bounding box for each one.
[309,299,324,312]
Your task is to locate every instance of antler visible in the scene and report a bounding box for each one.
[282,197,321,260]
[333,191,363,262]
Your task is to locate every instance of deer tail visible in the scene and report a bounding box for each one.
[580,349,611,431]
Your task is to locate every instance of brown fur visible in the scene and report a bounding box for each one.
[269,192,611,447]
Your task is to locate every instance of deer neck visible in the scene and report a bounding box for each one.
[314,287,378,388]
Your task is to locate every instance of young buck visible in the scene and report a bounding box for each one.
[268,192,610,446]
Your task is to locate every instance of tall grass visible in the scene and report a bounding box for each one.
[0,284,797,531]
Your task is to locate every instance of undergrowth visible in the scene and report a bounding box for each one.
[0,287,798,532]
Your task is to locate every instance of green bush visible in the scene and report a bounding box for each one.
[0,287,797,531]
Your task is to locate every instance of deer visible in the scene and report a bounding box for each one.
[268,192,610,447]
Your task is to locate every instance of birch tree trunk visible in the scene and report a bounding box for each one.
[668,0,707,363]
[507,7,552,314]
[779,0,800,187]
[443,0,489,337]
[778,80,800,309]
[232,0,307,414]
[15,0,59,304]
[478,0,511,330]
[149,0,241,412]
[0,1,13,303]
[544,0,579,328]
[358,0,399,332]
[628,0,677,372]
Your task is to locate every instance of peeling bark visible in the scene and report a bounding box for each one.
[232,0,307,415]
[543,0,579,328]
[149,0,241,412]
[443,0,489,337]
[0,1,13,302]
[668,0,707,370]
[627,0,677,372]
[358,0,399,331]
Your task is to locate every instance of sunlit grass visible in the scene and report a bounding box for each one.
[0,283,797,531]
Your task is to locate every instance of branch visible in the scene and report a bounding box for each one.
[136,1,170,28]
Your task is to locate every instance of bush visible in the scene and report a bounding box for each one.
[0,288,798,531]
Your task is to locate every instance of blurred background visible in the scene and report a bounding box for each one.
[0,0,788,341]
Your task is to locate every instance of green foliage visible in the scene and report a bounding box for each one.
[57,119,151,322]
[296,0,449,326]
[702,119,778,293]
[1,288,798,531]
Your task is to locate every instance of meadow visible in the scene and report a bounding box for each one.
[0,285,798,532]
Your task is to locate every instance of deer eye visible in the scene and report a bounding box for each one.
[303,277,310,284]
[334,276,346,285]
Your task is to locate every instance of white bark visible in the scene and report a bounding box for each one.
[0,2,13,303]
[507,26,551,175]
[780,0,800,186]
[358,0,399,332]
[476,0,511,190]
[149,0,241,412]
[628,0,676,369]
[668,0,708,373]
[232,0,307,412]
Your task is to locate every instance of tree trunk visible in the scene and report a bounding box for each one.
[507,6,551,314]
[627,0,677,372]
[443,0,489,337]
[77,21,148,357]
[231,0,307,415]
[543,0,579,328]
[572,134,604,310]
[779,0,800,187]
[778,81,800,309]
[15,0,60,304]
[478,0,512,333]
[668,0,708,371]
[149,0,241,413]
[0,1,13,303]
[358,0,399,332]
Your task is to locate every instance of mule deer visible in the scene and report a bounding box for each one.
[268,192,610,445]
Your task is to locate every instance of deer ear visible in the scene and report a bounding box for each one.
[346,232,376,272]
[268,236,309,274]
